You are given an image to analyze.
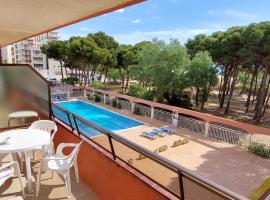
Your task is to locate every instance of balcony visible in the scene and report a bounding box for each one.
[1,153,99,200]
[1,1,270,199]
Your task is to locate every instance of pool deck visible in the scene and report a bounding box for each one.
[85,99,270,198]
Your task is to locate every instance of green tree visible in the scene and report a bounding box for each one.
[188,51,217,109]
[41,40,66,81]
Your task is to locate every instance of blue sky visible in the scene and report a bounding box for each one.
[57,0,270,45]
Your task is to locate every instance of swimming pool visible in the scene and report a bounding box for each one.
[52,100,144,137]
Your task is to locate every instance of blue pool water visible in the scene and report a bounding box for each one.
[52,100,144,137]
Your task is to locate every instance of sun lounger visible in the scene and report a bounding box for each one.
[137,154,146,160]
[161,126,176,134]
[181,138,189,144]
[159,145,168,152]
[172,139,182,147]
[153,128,166,137]
[127,158,134,165]
[142,131,157,140]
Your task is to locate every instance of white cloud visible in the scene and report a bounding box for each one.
[131,19,141,24]
[224,9,257,19]
[79,27,92,32]
[58,32,86,40]
[206,9,258,20]
[116,8,125,13]
[113,28,223,45]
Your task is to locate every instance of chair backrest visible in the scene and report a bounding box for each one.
[29,120,57,139]
[66,141,83,167]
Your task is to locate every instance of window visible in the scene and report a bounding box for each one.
[33,64,43,68]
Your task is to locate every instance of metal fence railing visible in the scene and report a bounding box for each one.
[134,103,151,117]
[208,124,246,144]
[51,91,69,102]
[51,103,247,200]
[117,99,132,112]
[178,116,206,135]
[154,109,173,124]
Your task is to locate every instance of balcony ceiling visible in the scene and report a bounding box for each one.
[0,0,143,47]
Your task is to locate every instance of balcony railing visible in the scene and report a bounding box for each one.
[51,103,247,200]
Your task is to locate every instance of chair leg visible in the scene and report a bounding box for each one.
[19,152,24,172]
[65,171,72,198]
[34,151,37,160]
[51,171,55,179]
[14,162,25,197]
[18,170,25,196]
[35,161,43,197]
[74,160,79,183]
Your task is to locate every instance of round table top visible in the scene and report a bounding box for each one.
[0,129,50,153]
[8,111,39,118]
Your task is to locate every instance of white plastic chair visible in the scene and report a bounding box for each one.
[28,120,58,158]
[0,161,25,196]
[36,141,83,198]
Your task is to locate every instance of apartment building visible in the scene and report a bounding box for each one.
[1,32,59,70]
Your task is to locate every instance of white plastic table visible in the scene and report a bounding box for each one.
[8,111,40,127]
[0,129,50,193]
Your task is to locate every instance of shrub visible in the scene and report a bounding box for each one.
[94,94,101,102]
[248,144,270,158]
[112,99,118,108]
[133,106,141,115]
[127,84,145,98]
[117,103,122,109]
[178,92,192,109]
[91,81,105,89]
[62,77,78,86]
[86,94,93,100]
[142,90,155,101]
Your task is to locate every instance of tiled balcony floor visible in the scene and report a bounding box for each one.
[0,154,99,200]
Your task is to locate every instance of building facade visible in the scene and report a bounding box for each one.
[1,32,59,70]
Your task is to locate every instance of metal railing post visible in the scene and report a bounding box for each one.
[72,114,80,135]
[178,171,185,200]
[151,106,154,119]
[205,122,209,137]
[103,94,106,104]
[108,134,116,160]
[131,101,135,113]
[66,112,74,131]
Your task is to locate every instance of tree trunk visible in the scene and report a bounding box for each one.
[225,74,232,95]
[252,72,259,104]
[64,66,68,78]
[103,67,108,84]
[195,86,199,107]
[262,87,270,116]
[60,60,64,82]
[218,75,223,101]
[240,72,250,94]
[201,84,207,110]
[219,66,230,108]
[245,68,257,113]
[124,72,130,92]
[206,70,215,101]
[254,66,269,124]
[224,68,238,114]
